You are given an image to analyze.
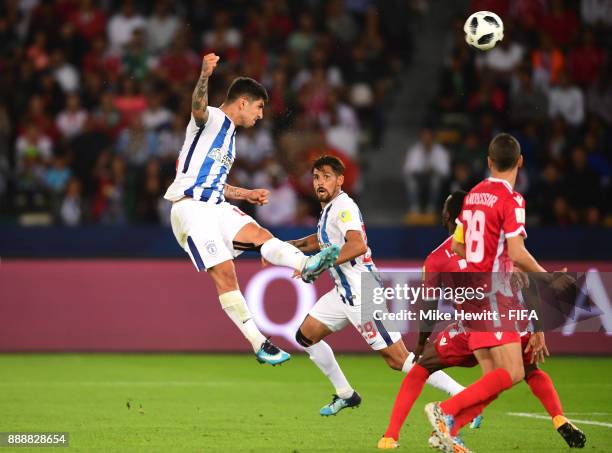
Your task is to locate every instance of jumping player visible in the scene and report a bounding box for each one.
[424,133,578,452]
[164,54,340,366]
[377,191,586,450]
[288,155,465,416]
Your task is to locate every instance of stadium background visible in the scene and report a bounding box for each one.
[1,0,610,353]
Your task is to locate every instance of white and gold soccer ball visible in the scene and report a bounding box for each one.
[464,11,504,51]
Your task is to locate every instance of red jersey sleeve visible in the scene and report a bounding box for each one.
[422,260,441,297]
[502,192,527,238]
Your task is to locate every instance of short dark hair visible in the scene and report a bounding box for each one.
[445,190,467,223]
[226,77,268,103]
[312,155,345,176]
[488,133,521,171]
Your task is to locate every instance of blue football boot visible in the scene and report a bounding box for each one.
[319,391,361,416]
[301,245,341,283]
[255,338,290,366]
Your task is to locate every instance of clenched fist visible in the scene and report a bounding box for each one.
[201,53,220,77]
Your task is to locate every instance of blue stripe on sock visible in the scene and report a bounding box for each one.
[187,236,205,271]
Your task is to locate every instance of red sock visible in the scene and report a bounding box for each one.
[440,368,512,416]
[526,369,563,418]
[450,395,496,436]
[384,364,429,440]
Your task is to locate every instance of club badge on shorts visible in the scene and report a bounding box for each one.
[205,240,218,256]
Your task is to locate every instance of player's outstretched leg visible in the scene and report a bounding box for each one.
[300,245,341,283]
[210,260,290,367]
[297,316,359,416]
[219,290,291,366]
[258,237,340,283]
[526,367,586,448]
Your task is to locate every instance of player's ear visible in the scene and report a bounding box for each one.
[337,174,344,187]
[487,156,493,169]
[517,155,524,169]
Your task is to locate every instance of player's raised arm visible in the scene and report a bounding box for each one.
[288,234,320,254]
[192,53,220,127]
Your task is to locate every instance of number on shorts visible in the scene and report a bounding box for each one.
[462,209,485,264]
[358,321,377,340]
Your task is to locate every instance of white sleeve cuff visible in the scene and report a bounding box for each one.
[505,226,527,238]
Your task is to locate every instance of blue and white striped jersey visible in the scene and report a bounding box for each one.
[317,191,377,306]
[164,106,236,204]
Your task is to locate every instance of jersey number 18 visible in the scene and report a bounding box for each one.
[462,209,485,264]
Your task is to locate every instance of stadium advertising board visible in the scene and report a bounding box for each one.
[1,260,611,354]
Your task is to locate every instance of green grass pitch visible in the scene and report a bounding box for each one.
[1,354,611,452]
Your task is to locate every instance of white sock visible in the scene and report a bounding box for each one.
[400,353,464,395]
[401,352,416,373]
[426,370,465,396]
[305,340,353,399]
[260,238,307,271]
[219,290,265,352]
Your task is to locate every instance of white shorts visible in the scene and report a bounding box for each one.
[170,199,257,270]
[309,289,402,351]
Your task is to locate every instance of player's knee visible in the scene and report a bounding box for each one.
[295,328,314,348]
[508,364,525,384]
[209,265,238,292]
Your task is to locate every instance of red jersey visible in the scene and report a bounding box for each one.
[457,177,527,273]
[424,236,466,274]
[423,236,467,292]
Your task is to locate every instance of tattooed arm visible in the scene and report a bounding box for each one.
[224,184,269,206]
[192,53,220,127]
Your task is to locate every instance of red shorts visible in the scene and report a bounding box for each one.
[435,323,478,368]
[468,330,521,351]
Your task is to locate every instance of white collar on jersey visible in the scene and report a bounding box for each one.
[486,177,513,193]
[322,190,346,210]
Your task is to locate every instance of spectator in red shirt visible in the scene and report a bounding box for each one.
[470,0,509,17]
[69,0,107,42]
[81,36,122,77]
[112,77,147,123]
[541,0,579,47]
[568,28,605,86]
[26,31,51,71]
[467,76,506,115]
[155,33,200,87]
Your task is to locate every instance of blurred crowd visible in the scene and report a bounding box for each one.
[404,0,611,226]
[0,0,415,227]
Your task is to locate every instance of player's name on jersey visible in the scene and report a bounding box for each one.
[372,308,539,322]
[464,191,499,207]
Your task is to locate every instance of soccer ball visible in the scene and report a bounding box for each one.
[463,11,504,51]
